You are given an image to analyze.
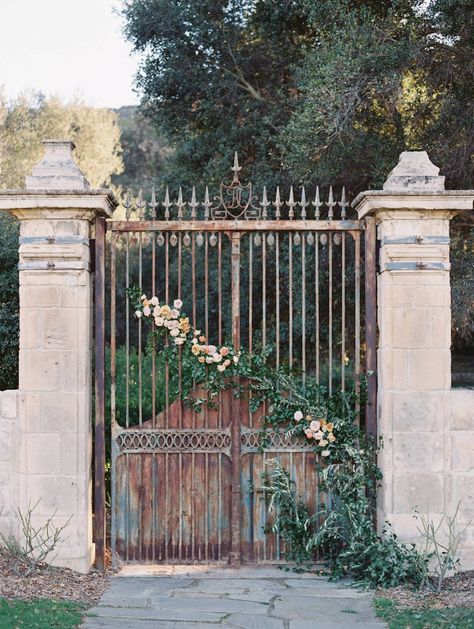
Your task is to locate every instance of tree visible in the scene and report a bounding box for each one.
[121,0,314,187]
[122,0,473,350]
[0,91,124,390]
[0,91,123,189]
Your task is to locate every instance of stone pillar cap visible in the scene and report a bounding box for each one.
[383,151,445,192]
[25,139,91,191]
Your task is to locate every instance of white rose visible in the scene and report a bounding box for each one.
[233,356,239,364]
[213,353,223,362]
[170,309,179,319]
[143,306,151,317]
[174,337,185,345]
[206,356,214,364]
[217,364,226,372]
[155,316,164,327]
[150,296,159,306]
[192,338,198,344]
[170,328,179,337]
[321,450,330,457]
[174,299,183,309]
[135,310,142,319]
[140,294,146,301]
[294,411,303,422]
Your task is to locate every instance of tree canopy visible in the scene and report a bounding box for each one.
[0,91,123,188]
[122,0,474,349]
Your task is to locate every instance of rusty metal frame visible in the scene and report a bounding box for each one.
[93,159,378,568]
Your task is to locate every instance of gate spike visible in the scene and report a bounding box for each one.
[136,188,146,220]
[260,185,270,218]
[286,186,295,219]
[177,186,185,219]
[299,186,308,220]
[163,186,171,220]
[274,186,282,219]
[231,151,241,184]
[123,188,132,220]
[189,186,198,219]
[150,186,158,219]
[338,186,348,219]
[326,185,335,220]
[203,186,211,220]
[312,186,322,219]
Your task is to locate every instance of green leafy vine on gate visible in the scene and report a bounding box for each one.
[129,288,429,588]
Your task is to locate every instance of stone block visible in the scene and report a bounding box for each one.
[19,309,43,350]
[0,428,12,462]
[43,308,79,349]
[393,307,431,349]
[413,285,451,308]
[40,391,78,432]
[393,473,444,513]
[450,389,474,430]
[59,433,78,475]
[26,475,78,516]
[0,390,18,419]
[390,271,447,286]
[407,349,450,391]
[391,286,413,306]
[25,433,60,474]
[454,476,474,523]
[450,434,474,472]
[392,391,446,431]
[393,433,443,472]
[24,350,67,390]
[430,308,451,349]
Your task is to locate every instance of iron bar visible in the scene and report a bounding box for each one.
[110,220,364,232]
[94,216,106,571]
[365,217,377,437]
[328,233,333,396]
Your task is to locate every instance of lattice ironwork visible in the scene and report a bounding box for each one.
[241,428,314,454]
[116,428,231,455]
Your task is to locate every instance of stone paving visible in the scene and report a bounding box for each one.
[81,566,386,628]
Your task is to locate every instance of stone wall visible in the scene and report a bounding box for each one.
[0,390,20,538]
[449,388,474,567]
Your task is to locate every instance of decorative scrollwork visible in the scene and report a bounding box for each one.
[240,428,314,453]
[116,429,231,455]
[211,152,261,220]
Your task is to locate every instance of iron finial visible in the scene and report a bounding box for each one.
[339,186,348,219]
[287,186,296,219]
[299,186,308,220]
[261,185,270,218]
[274,186,282,219]
[312,186,322,219]
[163,186,171,220]
[150,186,158,219]
[327,185,335,220]
[231,151,241,184]
[189,186,198,219]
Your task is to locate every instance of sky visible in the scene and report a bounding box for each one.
[0,0,140,109]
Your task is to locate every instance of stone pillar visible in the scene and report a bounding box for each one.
[353,152,474,541]
[0,140,117,572]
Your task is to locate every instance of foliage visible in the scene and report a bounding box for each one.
[122,0,474,349]
[121,0,313,189]
[261,460,316,565]
[111,105,173,193]
[0,90,123,188]
[417,502,471,593]
[374,597,474,629]
[0,213,19,390]
[0,599,86,629]
[0,500,71,577]
[255,377,428,588]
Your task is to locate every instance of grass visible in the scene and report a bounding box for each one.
[375,597,474,628]
[0,598,86,628]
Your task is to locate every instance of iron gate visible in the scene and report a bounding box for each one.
[94,157,376,567]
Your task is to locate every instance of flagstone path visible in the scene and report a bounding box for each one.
[81,565,386,628]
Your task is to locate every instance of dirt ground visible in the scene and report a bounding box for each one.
[0,548,110,603]
[378,570,474,609]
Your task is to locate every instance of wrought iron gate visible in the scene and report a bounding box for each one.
[94,156,376,567]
